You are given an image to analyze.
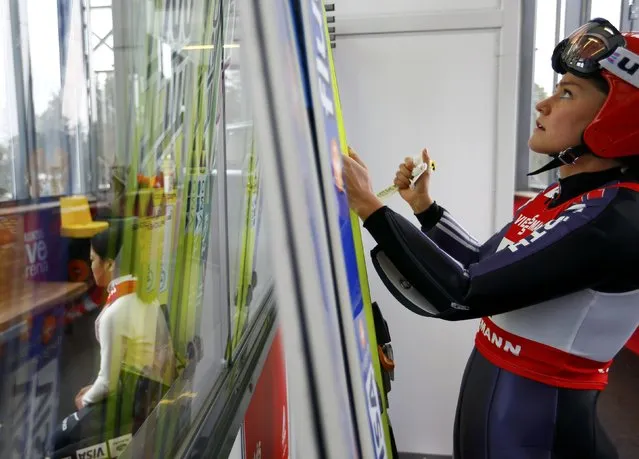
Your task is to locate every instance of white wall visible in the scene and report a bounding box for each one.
[334,1,521,455]
[229,427,243,459]
[337,0,500,17]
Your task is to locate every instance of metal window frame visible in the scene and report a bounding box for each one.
[621,0,638,31]
[176,290,278,459]
[71,0,94,195]
[8,0,36,200]
[564,0,591,35]
[219,0,233,374]
[110,0,136,173]
[5,0,97,201]
[514,0,537,191]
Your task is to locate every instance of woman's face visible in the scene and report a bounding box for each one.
[529,73,608,154]
[90,247,113,287]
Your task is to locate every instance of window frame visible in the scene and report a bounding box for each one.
[621,0,637,32]
[7,0,35,201]
[2,0,97,204]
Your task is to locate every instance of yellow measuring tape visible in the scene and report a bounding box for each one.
[376,157,436,200]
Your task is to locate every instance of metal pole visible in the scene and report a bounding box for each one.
[111,0,143,175]
[564,0,587,36]
[8,0,36,199]
[621,0,637,31]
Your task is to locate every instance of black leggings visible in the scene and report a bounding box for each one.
[454,348,618,459]
[49,372,167,458]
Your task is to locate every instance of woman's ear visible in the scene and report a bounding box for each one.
[106,259,116,273]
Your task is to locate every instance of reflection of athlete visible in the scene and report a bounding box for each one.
[343,19,639,459]
[50,222,175,457]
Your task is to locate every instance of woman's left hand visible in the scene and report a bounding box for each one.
[343,147,384,220]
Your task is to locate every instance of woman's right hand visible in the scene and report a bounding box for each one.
[75,385,91,410]
[395,148,434,214]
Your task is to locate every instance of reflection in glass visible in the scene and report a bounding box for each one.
[0,0,19,201]
[1,0,231,457]
[223,0,273,356]
[25,0,79,197]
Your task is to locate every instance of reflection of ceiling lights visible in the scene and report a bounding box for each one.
[182,44,240,51]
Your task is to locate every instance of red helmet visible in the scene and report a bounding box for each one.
[551,19,639,160]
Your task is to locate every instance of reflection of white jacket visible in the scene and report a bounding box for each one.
[82,275,174,406]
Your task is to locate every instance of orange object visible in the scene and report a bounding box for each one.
[378,344,395,371]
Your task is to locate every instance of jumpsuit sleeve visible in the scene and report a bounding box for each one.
[415,202,482,266]
[363,188,639,321]
[82,306,126,405]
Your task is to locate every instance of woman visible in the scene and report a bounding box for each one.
[343,19,639,459]
[51,221,175,456]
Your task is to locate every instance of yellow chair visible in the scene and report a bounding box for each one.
[60,196,109,238]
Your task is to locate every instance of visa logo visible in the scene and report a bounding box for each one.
[76,442,108,459]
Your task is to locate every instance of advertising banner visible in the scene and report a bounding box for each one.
[243,329,289,459]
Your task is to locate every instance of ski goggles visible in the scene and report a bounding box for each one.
[551,18,626,78]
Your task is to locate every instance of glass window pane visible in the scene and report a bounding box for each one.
[61,0,91,195]
[529,0,559,189]
[224,0,273,355]
[0,1,18,201]
[1,0,228,457]
[26,0,68,197]
[590,0,623,29]
[89,8,113,41]
[92,44,115,72]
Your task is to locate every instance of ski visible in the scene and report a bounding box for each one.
[324,18,396,459]
[227,136,263,356]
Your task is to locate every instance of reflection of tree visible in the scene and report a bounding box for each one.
[31,91,90,196]
[0,142,13,200]
[0,89,91,199]
[36,95,70,195]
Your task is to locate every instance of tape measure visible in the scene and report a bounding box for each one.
[376,157,436,200]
